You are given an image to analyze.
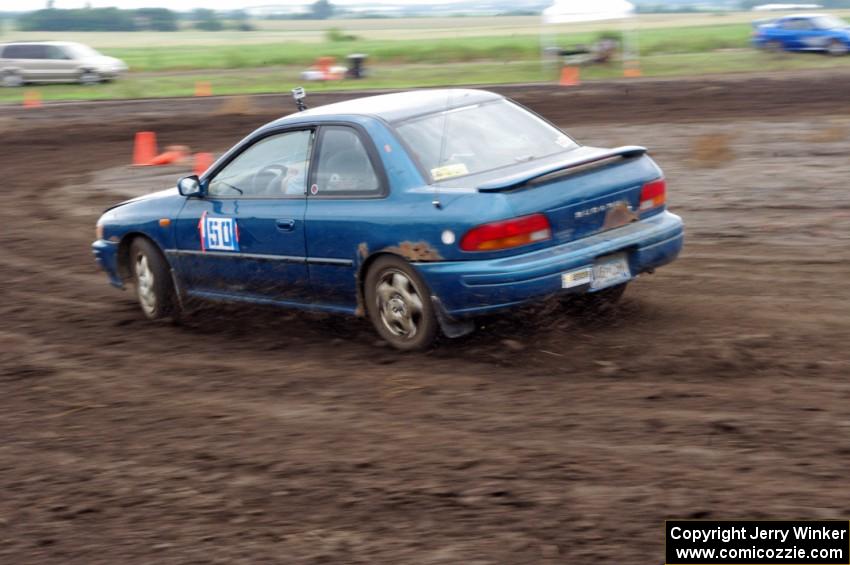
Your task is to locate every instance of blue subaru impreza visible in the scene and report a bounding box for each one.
[92,89,683,350]
[752,13,850,55]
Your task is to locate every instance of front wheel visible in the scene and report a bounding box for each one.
[365,256,439,351]
[79,70,101,85]
[765,40,784,54]
[827,40,848,56]
[130,238,176,320]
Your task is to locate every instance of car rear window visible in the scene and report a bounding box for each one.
[813,15,847,29]
[394,99,578,182]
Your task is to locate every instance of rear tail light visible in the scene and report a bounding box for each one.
[460,213,552,252]
[639,178,666,213]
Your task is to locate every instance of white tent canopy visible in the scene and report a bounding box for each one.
[540,0,640,80]
[542,0,635,25]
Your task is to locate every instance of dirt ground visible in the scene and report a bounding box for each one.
[1,72,849,564]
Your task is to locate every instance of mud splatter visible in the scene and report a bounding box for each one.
[384,241,443,262]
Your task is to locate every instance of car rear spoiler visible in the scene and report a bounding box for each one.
[477,145,647,192]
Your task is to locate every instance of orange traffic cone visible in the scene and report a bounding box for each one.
[559,66,580,87]
[133,131,158,166]
[194,81,212,97]
[193,152,214,175]
[146,145,190,166]
[624,61,642,78]
[23,90,42,108]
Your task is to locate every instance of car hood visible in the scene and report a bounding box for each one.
[104,187,179,213]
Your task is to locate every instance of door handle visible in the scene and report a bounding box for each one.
[275,218,296,232]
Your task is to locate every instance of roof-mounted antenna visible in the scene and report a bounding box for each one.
[291,87,307,112]
[433,90,453,210]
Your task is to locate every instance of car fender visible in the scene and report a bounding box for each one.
[354,249,474,337]
[98,190,187,278]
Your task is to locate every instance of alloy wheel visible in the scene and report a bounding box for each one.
[134,254,157,317]
[375,270,424,340]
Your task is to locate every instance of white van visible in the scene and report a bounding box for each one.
[0,41,128,86]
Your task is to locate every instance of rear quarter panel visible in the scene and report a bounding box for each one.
[303,116,516,308]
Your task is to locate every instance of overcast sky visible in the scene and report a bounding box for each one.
[10,0,437,10]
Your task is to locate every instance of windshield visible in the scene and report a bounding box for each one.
[65,43,102,59]
[813,15,847,29]
[394,99,578,182]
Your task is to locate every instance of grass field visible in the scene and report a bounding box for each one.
[5,12,850,47]
[3,50,850,104]
[92,25,755,72]
[2,12,850,103]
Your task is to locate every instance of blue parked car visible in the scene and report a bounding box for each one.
[752,13,850,55]
[92,89,683,350]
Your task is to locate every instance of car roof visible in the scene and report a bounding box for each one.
[1,41,81,47]
[279,88,504,125]
[780,13,823,19]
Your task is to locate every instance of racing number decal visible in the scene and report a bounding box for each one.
[199,211,240,252]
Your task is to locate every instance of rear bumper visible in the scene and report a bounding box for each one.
[416,211,684,317]
[91,239,123,288]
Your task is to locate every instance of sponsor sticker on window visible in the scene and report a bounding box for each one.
[199,211,239,252]
[431,163,469,181]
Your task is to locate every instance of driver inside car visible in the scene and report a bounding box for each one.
[281,163,307,195]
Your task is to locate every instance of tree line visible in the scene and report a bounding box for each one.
[14,1,338,33]
[18,8,178,32]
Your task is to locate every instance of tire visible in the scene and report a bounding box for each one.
[365,256,439,351]
[129,238,177,320]
[1,71,23,88]
[765,40,784,54]
[827,40,848,57]
[78,70,101,85]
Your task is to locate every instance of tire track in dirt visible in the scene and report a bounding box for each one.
[2,74,850,564]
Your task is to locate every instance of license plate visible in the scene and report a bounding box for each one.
[590,254,631,290]
[562,267,592,289]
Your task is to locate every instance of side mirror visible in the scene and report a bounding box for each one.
[178,175,204,197]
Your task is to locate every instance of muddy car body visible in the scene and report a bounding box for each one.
[92,89,684,349]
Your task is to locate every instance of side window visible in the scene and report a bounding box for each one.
[207,130,313,198]
[45,45,69,60]
[314,126,381,196]
[4,45,38,59]
[16,45,47,59]
[783,19,812,30]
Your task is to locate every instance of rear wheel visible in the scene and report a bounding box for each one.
[1,71,23,88]
[130,238,176,320]
[365,256,438,351]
